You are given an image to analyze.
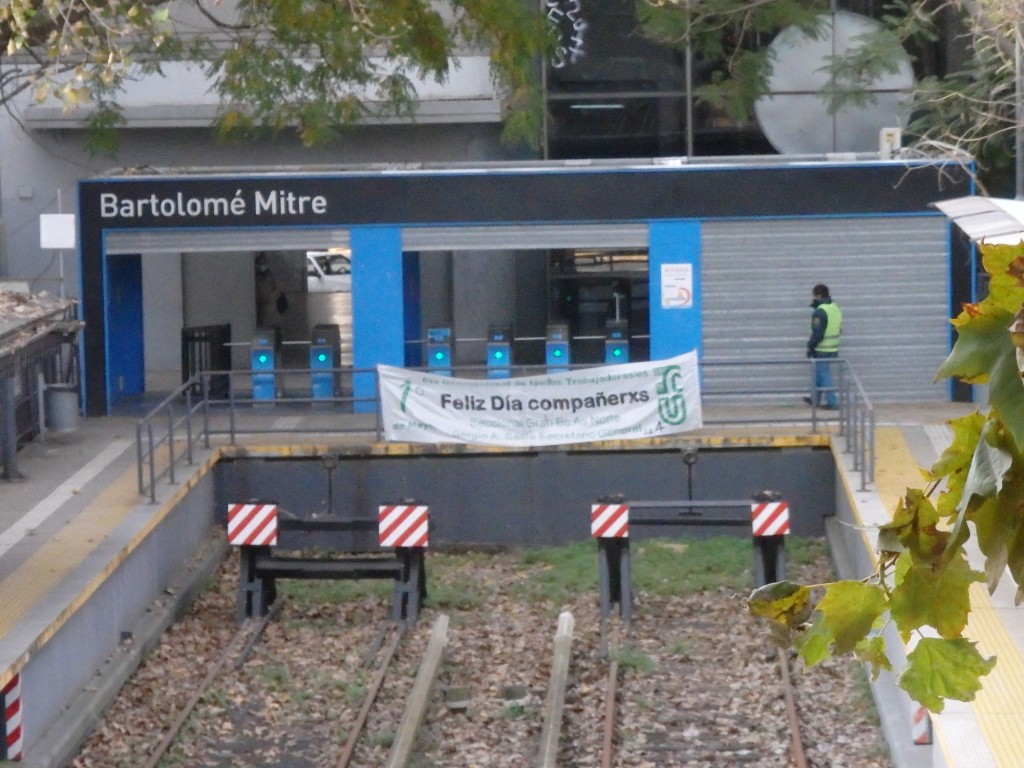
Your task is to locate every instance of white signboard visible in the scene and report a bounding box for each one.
[39,214,77,249]
[661,263,693,308]
[378,352,702,447]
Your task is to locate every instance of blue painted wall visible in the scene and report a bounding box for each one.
[350,226,412,410]
[648,220,702,360]
[104,253,144,406]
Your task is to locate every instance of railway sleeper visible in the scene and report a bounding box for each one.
[237,545,427,624]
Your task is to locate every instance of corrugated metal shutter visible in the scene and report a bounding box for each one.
[105,228,350,254]
[106,224,646,254]
[701,216,951,402]
[402,224,648,251]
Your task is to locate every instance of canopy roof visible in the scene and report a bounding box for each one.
[933,196,1024,245]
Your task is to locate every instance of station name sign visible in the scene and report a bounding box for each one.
[99,188,328,221]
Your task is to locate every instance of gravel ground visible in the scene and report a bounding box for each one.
[72,538,893,768]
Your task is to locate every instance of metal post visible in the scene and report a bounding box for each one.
[166,403,176,485]
[147,422,157,503]
[753,536,786,587]
[1016,25,1023,200]
[619,540,632,627]
[0,377,20,480]
[201,373,211,450]
[597,538,612,625]
[184,386,194,465]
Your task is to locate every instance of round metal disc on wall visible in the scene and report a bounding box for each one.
[754,11,914,155]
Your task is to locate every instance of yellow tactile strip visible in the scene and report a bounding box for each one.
[0,447,221,691]
[871,426,1024,767]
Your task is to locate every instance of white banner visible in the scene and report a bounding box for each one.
[378,351,702,446]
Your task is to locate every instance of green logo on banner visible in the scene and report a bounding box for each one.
[655,365,687,425]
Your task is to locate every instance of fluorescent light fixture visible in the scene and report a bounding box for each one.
[569,103,625,110]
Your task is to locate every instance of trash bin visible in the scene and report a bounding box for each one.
[46,383,80,433]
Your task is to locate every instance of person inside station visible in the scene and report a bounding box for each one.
[804,283,842,410]
[255,252,288,331]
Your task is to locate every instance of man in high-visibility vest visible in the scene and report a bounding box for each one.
[805,283,842,409]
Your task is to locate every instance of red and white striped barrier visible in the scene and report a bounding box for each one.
[751,501,790,537]
[911,703,932,745]
[591,503,629,538]
[378,504,429,548]
[2,673,23,761]
[227,503,279,547]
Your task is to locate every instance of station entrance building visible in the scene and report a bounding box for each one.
[78,158,973,416]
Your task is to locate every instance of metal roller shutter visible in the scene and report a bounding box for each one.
[701,216,951,402]
[105,228,350,254]
[106,223,646,254]
[402,224,648,251]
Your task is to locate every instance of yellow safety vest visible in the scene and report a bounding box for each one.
[816,302,842,354]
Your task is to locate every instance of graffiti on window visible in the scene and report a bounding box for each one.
[546,0,587,69]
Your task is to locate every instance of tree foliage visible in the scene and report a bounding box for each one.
[2,1,1022,165]
[637,0,1024,186]
[0,0,552,148]
[749,239,1024,711]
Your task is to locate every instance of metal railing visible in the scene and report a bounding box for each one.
[135,358,874,502]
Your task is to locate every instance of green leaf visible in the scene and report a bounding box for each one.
[898,638,996,712]
[854,633,893,680]
[927,412,985,517]
[958,420,1014,514]
[796,617,833,666]
[936,308,1014,385]
[969,496,1011,592]
[795,580,886,666]
[890,552,982,640]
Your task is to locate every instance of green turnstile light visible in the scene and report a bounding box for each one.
[317,352,328,363]
[553,348,563,358]
[612,347,623,357]
[258,353,269,364]
[494,350,505,360]
[434,350,446,361]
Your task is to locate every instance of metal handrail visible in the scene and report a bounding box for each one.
[135,357,875,502]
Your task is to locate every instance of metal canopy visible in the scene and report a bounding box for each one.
[933,196,1024,245]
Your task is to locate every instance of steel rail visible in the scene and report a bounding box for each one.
[778,648,810,768]
[601,624,621,768]
[140,611,269,768]
[602,628,808,767]
[334,622,406,768]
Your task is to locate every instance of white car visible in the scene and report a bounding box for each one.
[306,251,351,293]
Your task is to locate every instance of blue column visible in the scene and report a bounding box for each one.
[648,221,702,360]
[351,227,405,412]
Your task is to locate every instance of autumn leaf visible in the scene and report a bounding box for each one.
[938,243,1024,451]
[746,580,817,629]
[926,412,985,518]
[889,552,982,641]
[877,489,948,564]
[898,638,995,712]
[795,581,886,666]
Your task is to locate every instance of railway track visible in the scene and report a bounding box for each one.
[596,616,810,767]
[73,543,891,767]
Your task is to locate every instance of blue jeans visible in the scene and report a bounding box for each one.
[812,353,838,407]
